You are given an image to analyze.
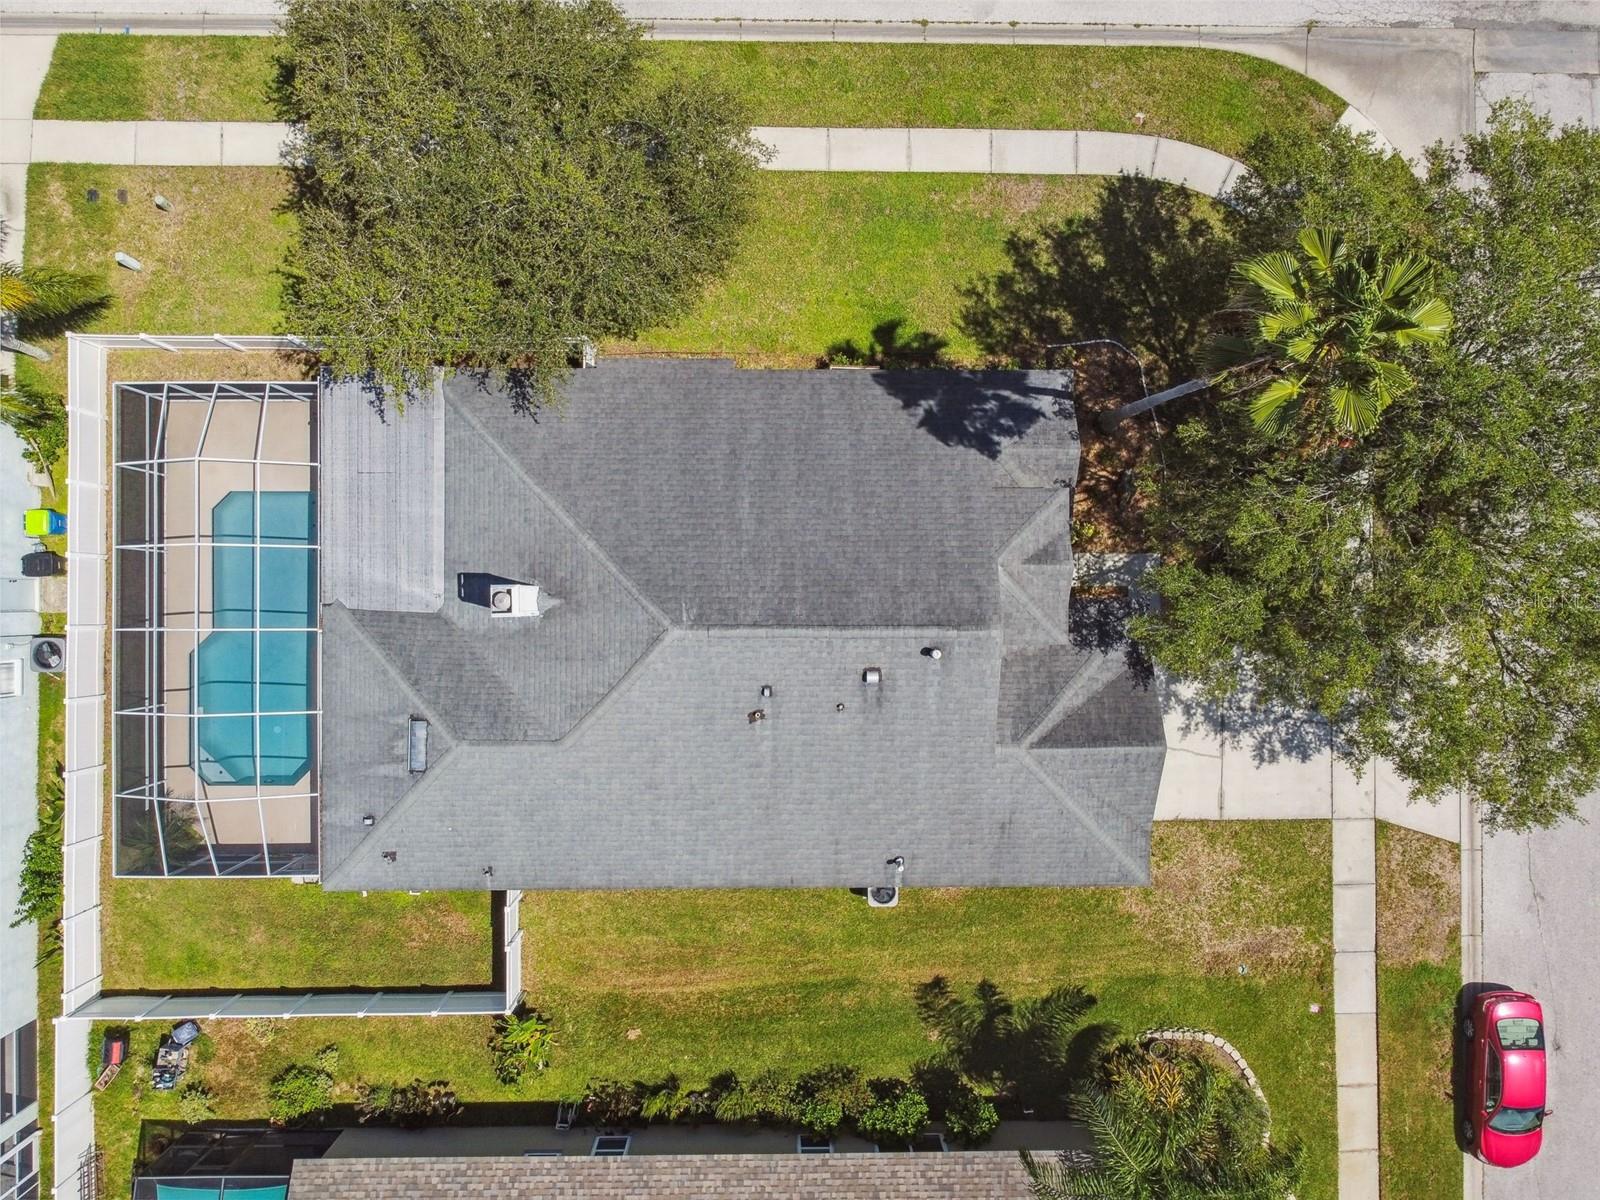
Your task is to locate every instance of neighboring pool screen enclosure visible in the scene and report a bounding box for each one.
[112,380,320,877]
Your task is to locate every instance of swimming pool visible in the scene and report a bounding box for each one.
[193,490,316,787]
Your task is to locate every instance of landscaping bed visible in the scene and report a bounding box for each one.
[36,36,1341,157]
[1376,822,1462,1200]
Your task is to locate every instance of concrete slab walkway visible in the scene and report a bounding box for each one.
[3,118,1251,198]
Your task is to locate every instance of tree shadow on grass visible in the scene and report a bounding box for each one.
[958,176,1236,389]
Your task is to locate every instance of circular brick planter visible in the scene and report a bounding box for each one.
[1138,1028,1270,1130]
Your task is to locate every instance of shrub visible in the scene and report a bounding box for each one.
[10,765,62,931]
[583,1078,645,1127]
[312,1044,340,1074]
[943,1088,1001,1147]
[733,1069,795,1125]
[357,1079,462,1130]
[794,1064,872,1124]
[176,1082,215,1125]
[489,1009,554,1084]
[795,1096,844,1137]
[267,1063,334,1126]
[858,1080,930,1148]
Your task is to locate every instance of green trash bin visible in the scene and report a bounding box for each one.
[24,508,66,537]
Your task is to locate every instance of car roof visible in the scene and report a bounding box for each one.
[1499,1049,1547,1108]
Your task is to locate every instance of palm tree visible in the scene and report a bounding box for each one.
[1021,1044,1301,1200]
[0,250,112,361]
[1209,227,1452,436]
[1099,228,1450,437]
[914,976,1111,1103]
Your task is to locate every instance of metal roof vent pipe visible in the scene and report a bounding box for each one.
[920,646,943,660]
[862,666,882,685]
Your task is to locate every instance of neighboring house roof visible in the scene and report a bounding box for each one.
[317,359,1164,891]
[287,1152,1036,1199]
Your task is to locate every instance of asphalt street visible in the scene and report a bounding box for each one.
[1480,792,1600,1200]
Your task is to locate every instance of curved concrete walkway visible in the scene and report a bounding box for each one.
[3,119,1250,197]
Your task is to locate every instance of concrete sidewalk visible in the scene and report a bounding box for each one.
[3,119,1251,198]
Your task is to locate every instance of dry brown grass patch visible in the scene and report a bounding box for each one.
[1122,824,1324,977]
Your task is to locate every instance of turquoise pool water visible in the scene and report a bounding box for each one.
[193,490,316,787]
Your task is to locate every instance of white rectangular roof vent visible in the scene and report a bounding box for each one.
[862,666,882,685]
[408,717,429,773]
[490,582,541,618]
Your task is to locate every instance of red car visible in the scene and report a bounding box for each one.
[1461,990,1550,1167]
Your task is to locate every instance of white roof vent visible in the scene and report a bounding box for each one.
[862,667,882,685]
[489,582,542,618]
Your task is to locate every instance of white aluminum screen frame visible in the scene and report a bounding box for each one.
[110,377,321,879]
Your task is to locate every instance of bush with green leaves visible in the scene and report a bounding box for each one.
[729,1068,796,1125]
[0,379,67,477]
[278,0,764,410]
[489,1009,554,1084]
[356,1079,462,1130]
[176,1081,215,1125]
[792,1064,873,1136]
[943,1088,1001,1147]
[857,1079,931,1148]
[267,1063,335,1126]
[10,765,62,933]
[583,1078,645,1128]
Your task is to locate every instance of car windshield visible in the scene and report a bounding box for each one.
[1498,1017,1544,1050]
[1489,1105,1545,1134]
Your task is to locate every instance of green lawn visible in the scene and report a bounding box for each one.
[89,822,1337,1198]
[524,821,1338,1198]
[632,172,1107,365]
[17,163,293,395]
[653,42,1341,154]
[99,881,493,991]
[90,1014,507,1196]
[1376,823,1463,1200]
[22,162,1131,368]
[34,36,1340,158]
[34,34,281,122]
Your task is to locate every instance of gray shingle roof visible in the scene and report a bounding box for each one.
[288,1151,1036,1199]
[318,360,1164,891]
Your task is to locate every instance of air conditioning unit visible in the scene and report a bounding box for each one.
[30,636,65,673]
[866,886,899,908]
[489,582,541,618]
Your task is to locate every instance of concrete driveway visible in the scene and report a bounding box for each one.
[1478,792,1600,1200]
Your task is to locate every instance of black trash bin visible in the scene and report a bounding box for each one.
[21,550,65,578]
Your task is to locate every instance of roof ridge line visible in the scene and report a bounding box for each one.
[324,601,461,740]
[1018,639,1132,747]
[320,740,461,890]
[555,625,677,748]
[687,625,990,639]
[448,390,674,631]
[1011,747,1147,879]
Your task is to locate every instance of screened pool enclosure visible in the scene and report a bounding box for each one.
[113,381,320,877]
